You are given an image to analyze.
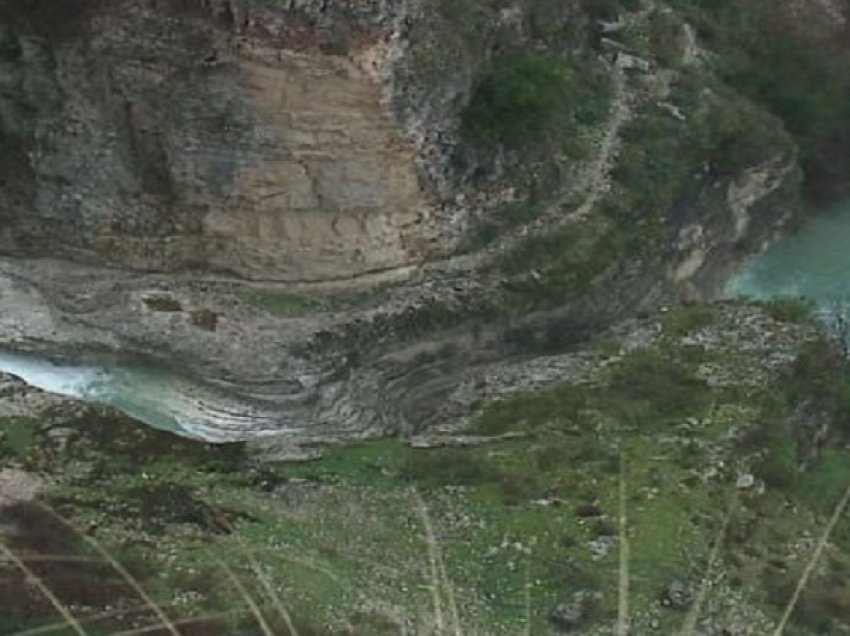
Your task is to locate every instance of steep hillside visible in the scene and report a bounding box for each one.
[0,0,837,442]
[1,0,850,633]
[5,301,850,634]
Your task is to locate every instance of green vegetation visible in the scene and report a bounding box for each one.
[447,1,623,251]
[472,347,713,437]
[611,77,792,230]
[497,215,625,311]
[779,338,850,431]
[462,51,612,149]
[647,8,688,68]
[483,57,794,315]
[460,198,545,251]
[759,297,814,324]
[0,29,21,61]
[667,0,850,199]
[0,416,37,458]
[143,295,183,312]
[244,286,393,318]
[244,290,320,317]
[580,0,642,20]
[663,303,718,336]
[5,304,850,634]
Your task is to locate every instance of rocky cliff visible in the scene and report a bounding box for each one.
[0,0,843,441]
[0,0,439,280]
[4,1,850,635]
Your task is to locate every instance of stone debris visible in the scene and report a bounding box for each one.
[661,580,696,609]
[0,468,45,507]
[736,473,756,489]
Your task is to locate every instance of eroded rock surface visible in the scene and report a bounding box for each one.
[0,0,821,443]
[0,0,435,280]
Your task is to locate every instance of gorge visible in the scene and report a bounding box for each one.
[2,0,850,634]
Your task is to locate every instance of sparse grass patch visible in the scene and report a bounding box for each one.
[0,416,38,458]
[760,297,813,324]
[607,348,713,422]
[244,291,320,317]
[663,303,717,337]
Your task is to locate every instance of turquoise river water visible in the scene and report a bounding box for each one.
[727,198,850,307]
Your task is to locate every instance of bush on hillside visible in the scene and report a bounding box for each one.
[461,52,611,149]
[668,0,850,199]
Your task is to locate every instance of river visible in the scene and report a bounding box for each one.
[727,198,850,310]
[0,350,280,442]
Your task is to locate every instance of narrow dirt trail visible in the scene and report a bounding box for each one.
[399,60,633,289]
[567,66,631,223]
[416,60,634,293]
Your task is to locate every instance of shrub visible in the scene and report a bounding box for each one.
[580,0,641,20]
[142,295,183,312]
[0,417,36,457]
[648,9,686,67]
[0,29,21,60]
[614,83,789,221]
[245,291,318,316]
[400,449,500,488]
[756,440,798,489]
[461,52,611,148]
[760,297,813,324]
[782,339,850,420]
[473,385,592,435]
[608,349,712,420]
[612,102,706,224]
[702,91,793,177]
[667,0,850,199]
[461,52,570,147]
[795,449,850,512]
[400,449,541,504]
[664,303,717,336]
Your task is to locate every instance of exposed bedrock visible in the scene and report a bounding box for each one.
[0,0,819,443]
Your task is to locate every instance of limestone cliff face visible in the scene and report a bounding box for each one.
[0,0,440,281]
[0,0,603,280]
